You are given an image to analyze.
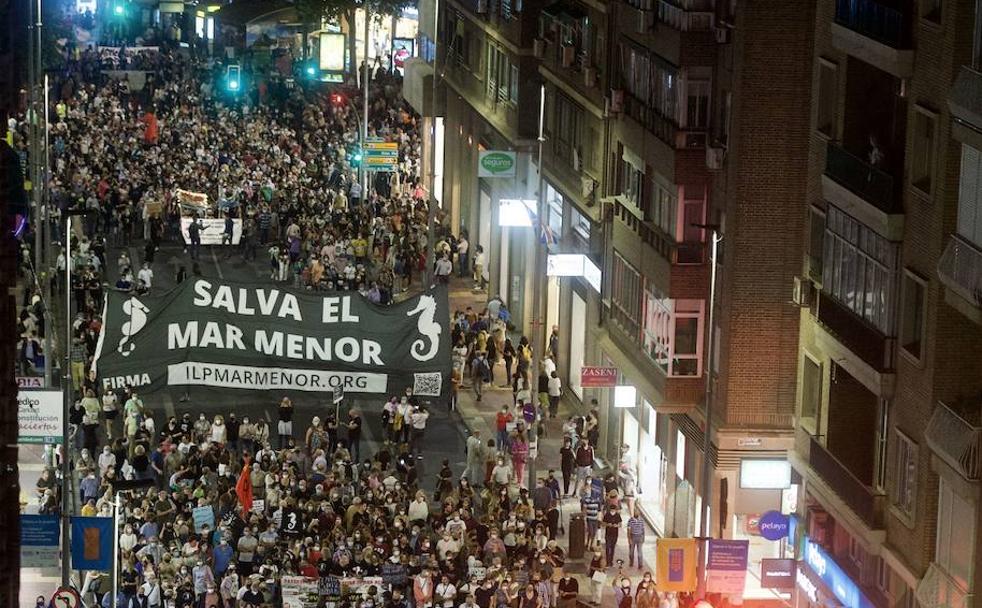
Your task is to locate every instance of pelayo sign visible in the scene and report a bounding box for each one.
[478,150,517,178]
[93,280,451,398]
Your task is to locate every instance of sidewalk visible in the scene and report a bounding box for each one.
[446,277,661,607]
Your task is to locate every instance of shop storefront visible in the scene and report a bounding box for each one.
[795,536,876,608]
[620,398,670,534]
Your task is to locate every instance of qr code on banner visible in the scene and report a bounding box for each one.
[413,372,443,397]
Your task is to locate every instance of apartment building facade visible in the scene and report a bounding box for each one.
[791,1,982,608]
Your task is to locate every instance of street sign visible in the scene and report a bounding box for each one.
[51,587,81,608]
[580,366,617,388]
[333,386,344,405]
[364,140,399,171]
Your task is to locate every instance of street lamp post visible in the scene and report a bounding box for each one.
[693,223,721,598]
[526,84,548,489]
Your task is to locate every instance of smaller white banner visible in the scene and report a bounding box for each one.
[181,218,243,245]
[167,362,388,393]
[18,390,63,444]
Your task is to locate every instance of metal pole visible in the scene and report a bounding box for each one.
[61,214,73,587]
[111,493,120,608]
[425,0,440,285]
[527,84,547,489]
[43,74,52,388]
[361,10,370,204]
[695,229,720,598]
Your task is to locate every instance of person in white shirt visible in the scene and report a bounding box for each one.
[472,245,487,290]
[456,235,469,278]
[410,406,430,457]
[408,491,429,523]
[547,371,562,419]
[436,575,458,608]
[434,255,452,283]
[137,262,154,290]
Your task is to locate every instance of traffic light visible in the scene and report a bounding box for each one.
[226,65,241,92]
[329,92,345,107]
[347,145,362,167]
[305,64,317,77]
[114,4,124,15]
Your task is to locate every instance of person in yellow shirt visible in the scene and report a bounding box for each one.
[352,235,368,265]
[80,498,98,516]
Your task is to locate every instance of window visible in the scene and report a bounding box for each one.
[921,0,942,23]
[684,79,711,129]
[875,398,890,491]
[651,179,678,236]
[446,12,472,69]
[612,251,642,338]
[570,205,591,240]
[911,106,937,194]
[620,158,644,210]
[676,430,687,479]
[900,270,926,360]
[554,94,582,167]
[619,43,679,129]
[956,144,982,248]
[809,206,826,281]
[822,205,901,335]
[486,43,515,105]
[875,557,891,595]
[848,536,866,569]
[642,289,704,377]
[816,59,838,137]
[937,477,976,592]
[546,184,564,239]
[893,430,917,520]
[801,356,822,423]
[673,300,703,376]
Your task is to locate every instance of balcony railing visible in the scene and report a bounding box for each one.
[926,400,982,481]
[834,0,909,48]
[825,141,900,214]
[656,0,714,31]
[938,234,982,310]
[614,201,706,265]
[816,291,896,372]
[809,436,885,528]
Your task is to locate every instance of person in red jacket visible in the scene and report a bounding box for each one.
[496,405,513,450]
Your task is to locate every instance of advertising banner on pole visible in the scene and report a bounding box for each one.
[706,539,749,595]
[93,279,451,398]
[18,389,63,444]
[656,538,698,592]
[70,516,113,571]
[20,514,60,568]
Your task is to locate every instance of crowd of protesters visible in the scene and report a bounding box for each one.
[6,15,675,608]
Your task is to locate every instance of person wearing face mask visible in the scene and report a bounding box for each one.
[635,573,656,608]
[212,534,233,576]
[236,528,258,576]
[588,548,607,606]
[614,578,633,608]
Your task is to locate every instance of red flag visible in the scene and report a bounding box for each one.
[235,457,253,517]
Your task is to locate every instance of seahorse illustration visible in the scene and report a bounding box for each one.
[406,294,441,362]
[118,297,150,357]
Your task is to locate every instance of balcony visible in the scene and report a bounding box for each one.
[950,66,982,144]
[809,436,885,529]
[656,0,714,31]
[831,0,913,78]
[938,234,982,324]
[916,563,974,608]
[823,142,904,240]
[816,291,896,372]
[926,400,982,481]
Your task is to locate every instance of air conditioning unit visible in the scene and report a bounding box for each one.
[561,44,576,67]
[793,275,814,307]
[636,8,654,33]
[584,66,596,87]
[533,38,546,58]
[706,144,724,169]
[609,88,624,113]
[714,25,731,43]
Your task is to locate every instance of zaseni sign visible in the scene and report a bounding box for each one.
[94,280,451,398]
[580,366,617,388]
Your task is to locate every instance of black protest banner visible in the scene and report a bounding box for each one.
[94,279,450,398]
